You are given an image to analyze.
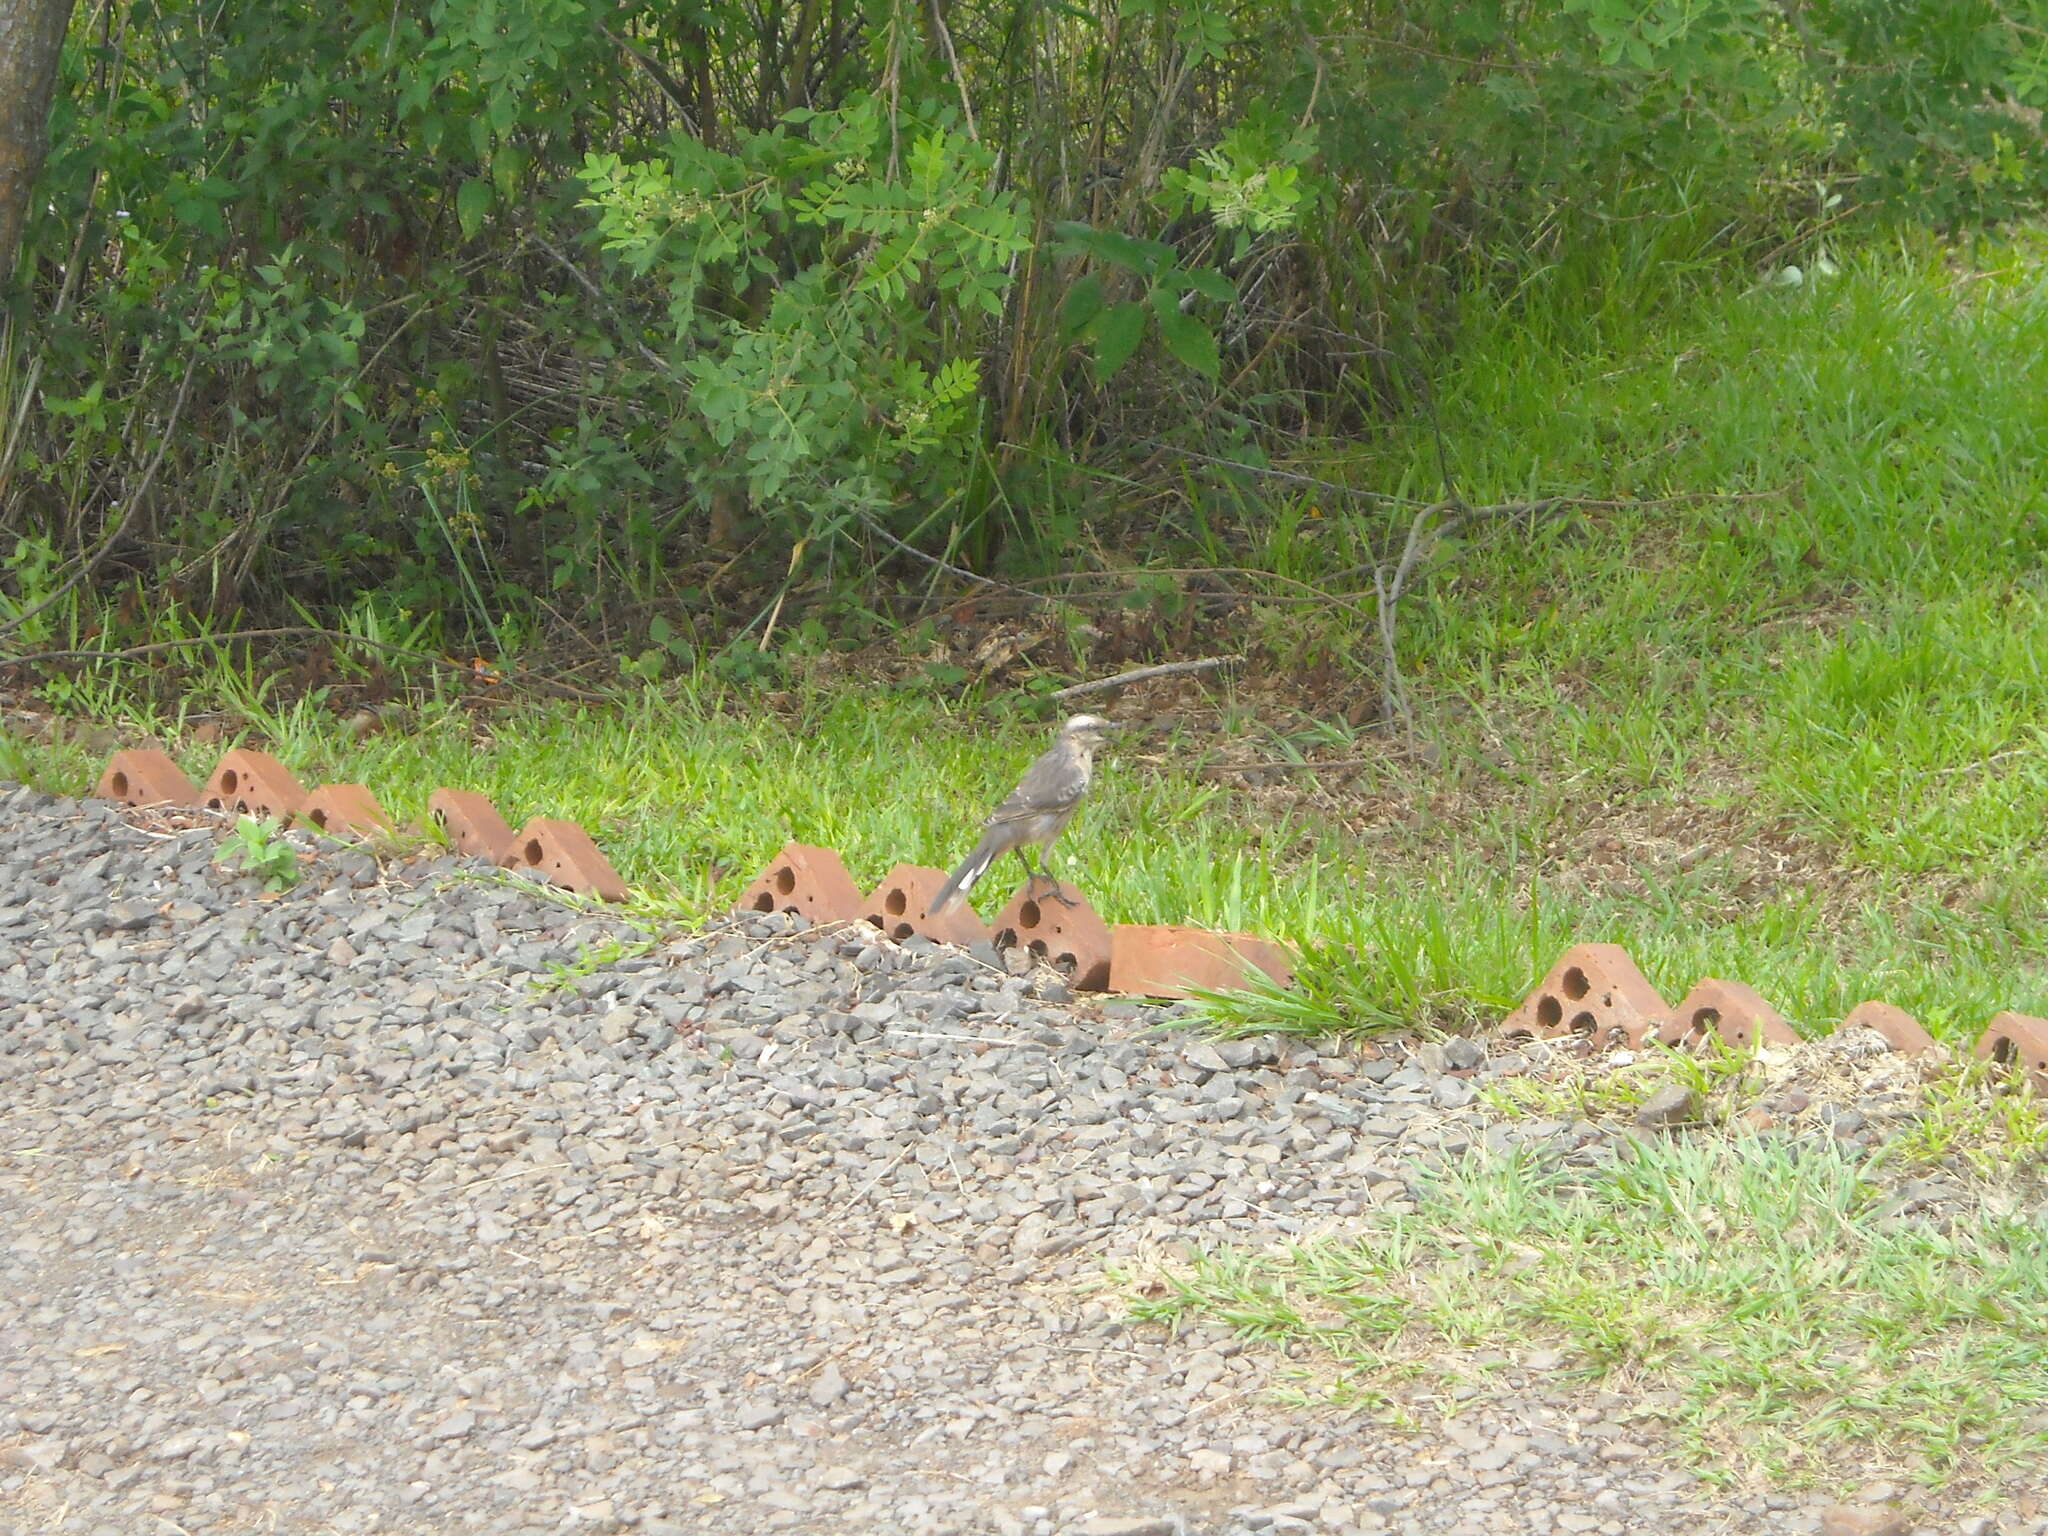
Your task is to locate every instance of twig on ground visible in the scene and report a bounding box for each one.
[1051,656,1240,702]
[1926,746,2033,778]
[1196,756,1382,777]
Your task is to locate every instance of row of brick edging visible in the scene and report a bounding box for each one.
[82,746,2048,1061]
[1501,941,2048,1097]
[736,840,1296,1000]
[93,746,629,904]
[93,750,1293,1000]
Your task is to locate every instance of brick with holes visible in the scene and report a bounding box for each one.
[94,748,200,809]
[1974,1011,2048,1096]
[737,842,865,926]
[428,788,518,865]
[1499,943,1667,1052]
[1656,978,1798,1052]
[510,817,630,903]
[200,748,307,823]
[990,884,1113,992]
[1840,1000,1940,1057]
[861,864,992,949]
[298,784,395,839]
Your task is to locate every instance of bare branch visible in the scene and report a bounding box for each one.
[856,510,1054,606]
[1051,656,1240,702]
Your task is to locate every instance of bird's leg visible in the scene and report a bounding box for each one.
[1034,847,1081,907]
[1014,846,1046,898]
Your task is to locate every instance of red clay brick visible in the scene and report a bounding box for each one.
[94,748,200,809]
[737,842,866,926]
[201,748,307,823]
[1499,943,1667,1052]
[862,864,993,949]
[990,885,1113,992]
[1109,925,1296,1000]
[1974,1011,2048,1096]
[428,788,518,864]
[1657,978,1798,1053]
[511,817,630,903]
[1841,1000,1940,1057]
[297,784,394,839]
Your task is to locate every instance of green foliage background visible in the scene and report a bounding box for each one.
[2,0,2044,645]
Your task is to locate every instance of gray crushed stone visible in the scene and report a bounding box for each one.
[0,785,2041,1536]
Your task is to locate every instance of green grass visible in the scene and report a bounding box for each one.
[10,229,2048,1042]
[1115,1134,2048,1491]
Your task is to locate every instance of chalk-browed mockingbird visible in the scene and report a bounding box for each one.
[929,714,1121,916]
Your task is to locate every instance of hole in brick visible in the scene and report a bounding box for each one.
[433,808,449,828]
[774,866,796,896]
[1029,939,1048,958]
[307,808,330,829]
[995,927,1018,948]
[1055,951,1077,976]
[1990,1035,2016,1067]
[219,769,240,795]
[1019,900,1042,927]
[1683,1006,1719,1047]
[1536,995,1562,1031]
[885,888,908,916]
[1562,967,1590,1001]
[750,892,775,912]
[523,839,544,866]
[1568,1011,1597,1037]
[891,922,914,941]
[109,771,130,798]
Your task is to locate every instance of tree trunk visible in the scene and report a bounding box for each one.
[0,0,79,287]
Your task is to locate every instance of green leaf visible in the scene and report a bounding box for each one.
[1182,267,1238,304]
[1089,301,1147,379]
[1060,274,1106,339]
[1053,221,1170,274]
[457,178,493,241]
[1151,287,1219,378]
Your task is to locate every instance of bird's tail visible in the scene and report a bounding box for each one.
[929,833,1001,915]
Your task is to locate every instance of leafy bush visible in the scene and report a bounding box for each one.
[1,0,2042,645]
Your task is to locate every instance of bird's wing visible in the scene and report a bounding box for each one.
[986,744,1089,826]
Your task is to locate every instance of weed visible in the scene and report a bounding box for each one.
[215,817,302,892]
[533,934,660,995]
[1876,1061,2048,1180]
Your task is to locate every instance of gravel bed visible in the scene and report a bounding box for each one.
[0,786,2039,1536]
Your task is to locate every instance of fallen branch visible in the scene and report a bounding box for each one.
[1051,656,1240,702]
[1197,755,1381,777]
